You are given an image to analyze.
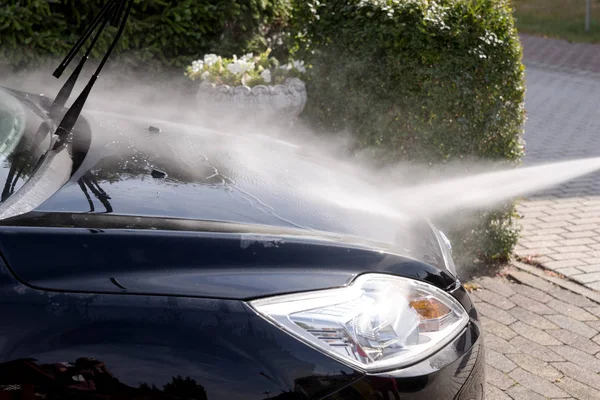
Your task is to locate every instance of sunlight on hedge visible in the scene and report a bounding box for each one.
[291,0,526,266]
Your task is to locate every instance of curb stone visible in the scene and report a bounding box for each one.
[511,261,600,305]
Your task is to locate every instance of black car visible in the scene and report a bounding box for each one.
[0,2,484,399]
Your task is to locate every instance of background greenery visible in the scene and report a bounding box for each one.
[513,0,600,43]
[0,0,289,70]
[1,0,525,268]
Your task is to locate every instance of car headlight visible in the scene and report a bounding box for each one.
[250,274,469,372]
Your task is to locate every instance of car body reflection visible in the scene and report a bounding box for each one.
[0,358,208,399]
[0,358,381,400]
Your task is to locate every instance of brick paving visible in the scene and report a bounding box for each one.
[480,34,600,399]
[521,34,600,75]
[476,268,600,399]
[515,34,600,289]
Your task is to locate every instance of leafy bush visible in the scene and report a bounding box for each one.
[0,1,70,69]
[292,0,525,266]
[1,0,291,70]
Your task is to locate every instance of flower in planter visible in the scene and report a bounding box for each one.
[282,60,306,73]
[185,49,306,88]
[204,54,219,66]
[190,60,204,74]
[260,69,272,84]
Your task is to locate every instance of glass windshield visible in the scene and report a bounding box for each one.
[0,89,27,157]
[0,88,52,204]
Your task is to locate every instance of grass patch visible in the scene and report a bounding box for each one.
[513,0,600,43]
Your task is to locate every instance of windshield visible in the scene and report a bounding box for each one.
[0,89,26,156]
[0,88,52,204]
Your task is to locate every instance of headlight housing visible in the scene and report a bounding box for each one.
[250,274,468,372]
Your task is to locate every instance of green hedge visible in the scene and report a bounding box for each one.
[292,0,525,267]
[1,0,290,70]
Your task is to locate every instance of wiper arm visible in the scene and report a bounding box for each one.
[53,0,133,144]
[110,0,127,27]
[53,0,120,80]
[53,1,117,108]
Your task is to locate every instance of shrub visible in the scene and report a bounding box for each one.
[292,0,525,266]
[0,1,70,69]
[1,0,291,70]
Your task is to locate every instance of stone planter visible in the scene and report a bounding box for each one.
[196,78,307,119]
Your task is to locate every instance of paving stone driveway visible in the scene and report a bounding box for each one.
[478,34,600,399]
[475,268,600,399]
[514,35,600,290]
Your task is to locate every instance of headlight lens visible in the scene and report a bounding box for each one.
[250,274,468,372]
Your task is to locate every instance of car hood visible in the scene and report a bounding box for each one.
[0,106,457,298]
[36,109,438,252]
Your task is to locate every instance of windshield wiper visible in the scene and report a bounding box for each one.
[52,0,133,145]
[0,1,132,206]
[52,0,118,108]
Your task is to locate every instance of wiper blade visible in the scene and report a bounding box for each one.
[111,0,127,27]
[53,0,120,80]
[53,1,117,108]
[53,0,133,144]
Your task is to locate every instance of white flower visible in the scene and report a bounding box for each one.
[240,53,254,62]
[291,60,306,73]
[191,60,204,73]
[227,57,255,75]
[201,71,210,80]
[226,61,242,75]
[239,60,255,74]
[260,69,272,83]
[279,60,306,73]
[203,54,218,66]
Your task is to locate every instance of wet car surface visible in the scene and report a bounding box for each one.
[0,85,485,399]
